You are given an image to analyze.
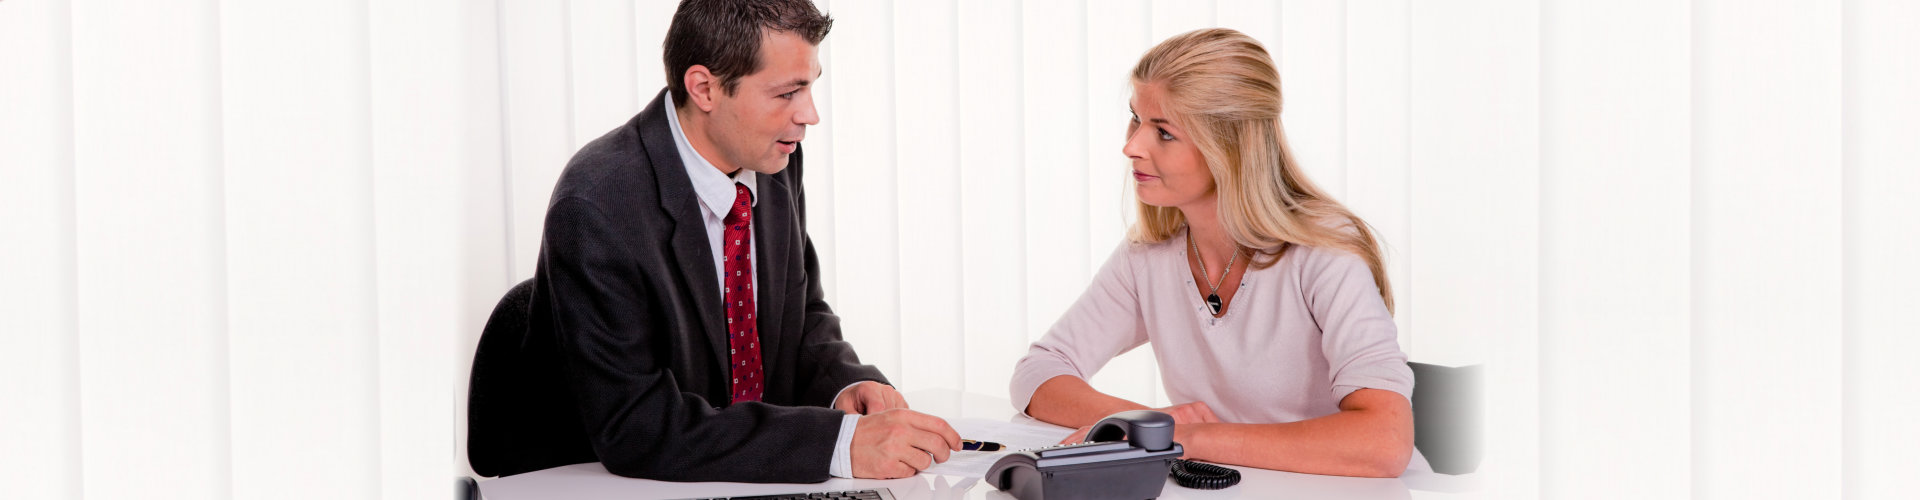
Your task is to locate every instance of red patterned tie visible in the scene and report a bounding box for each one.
[723,183,763,404]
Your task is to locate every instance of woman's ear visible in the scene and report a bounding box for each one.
[683,65,717,113]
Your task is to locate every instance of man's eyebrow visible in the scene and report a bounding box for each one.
[777,78,813,89]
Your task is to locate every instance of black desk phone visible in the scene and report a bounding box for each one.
[987,410,1240,500]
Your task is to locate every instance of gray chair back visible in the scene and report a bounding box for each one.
[456,476,480,500]
[1408,362,1483,475]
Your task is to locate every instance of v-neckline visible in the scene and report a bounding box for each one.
[1180,246,1253,325]
[1185,236,1249,320]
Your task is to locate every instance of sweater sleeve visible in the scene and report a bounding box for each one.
[1009,240,1150,416]
[1301,246,1414,403]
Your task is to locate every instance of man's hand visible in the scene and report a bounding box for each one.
[833,381,909,415]
[849,409,962,479]
[1058,401,1219,444]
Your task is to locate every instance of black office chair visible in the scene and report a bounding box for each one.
[459,279,537,497]
[1408,362,1483,475]
[466,278,542,478]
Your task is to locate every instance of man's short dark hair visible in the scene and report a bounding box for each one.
[663,0,833,108]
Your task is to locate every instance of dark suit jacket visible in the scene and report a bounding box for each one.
[467,89,887,482]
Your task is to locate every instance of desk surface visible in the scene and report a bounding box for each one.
[478,389,1483,500]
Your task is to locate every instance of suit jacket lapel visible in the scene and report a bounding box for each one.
[753,159,795,380]
[636,90,733,386]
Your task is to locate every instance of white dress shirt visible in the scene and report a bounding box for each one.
[665,96,865,479]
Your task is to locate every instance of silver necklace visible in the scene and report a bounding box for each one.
[1188,231,1237,316]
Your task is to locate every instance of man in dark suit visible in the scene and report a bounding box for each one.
[468,0,961,483]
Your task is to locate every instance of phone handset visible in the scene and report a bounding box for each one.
[1090,410,1240,491]
[988,410,1189,500]
[1085,410,1175,451]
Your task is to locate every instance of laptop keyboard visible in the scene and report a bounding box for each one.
[671,487,894,500]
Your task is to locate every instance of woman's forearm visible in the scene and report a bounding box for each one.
[1179,389,1414,478]
[1029,378,1413,477]
[1025,375,1151,428]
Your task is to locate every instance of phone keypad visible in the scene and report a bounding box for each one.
[1023,441,1132,458]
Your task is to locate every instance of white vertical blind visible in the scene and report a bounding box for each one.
[70,1,233,499]
[632,1,676,108]
[368,0,473,496]
[1410,1,1540,497]
[1277,1,1346,198]
[220,0,380,498]
[1081,0,1159,406]
[1019,0,1091,334]
[956,0,1031,399]
[1693,1,1844,498]
[893,0,965,391]
[6,1,1919,498]
[1540,0,1693,497]
[499,0,574,279]
[804,3,840,305]
[1344,0,1414,353]
[1843,1,1920,498]
[826,0,904,380]
[450,0,516,482]
[1152,0,1215,39]
[1082,0,1148,268]
[0,1,79,498]
[569,0,640,149]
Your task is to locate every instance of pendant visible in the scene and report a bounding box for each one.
[1206,293,1223,316]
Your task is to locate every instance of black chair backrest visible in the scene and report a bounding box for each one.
[1408,362,1483,475]
[467,278,537,477]
[480,278,536,346]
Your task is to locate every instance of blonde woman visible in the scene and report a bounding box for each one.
[1010,28,1419,478]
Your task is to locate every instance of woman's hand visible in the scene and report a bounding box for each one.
[1157,400,1220,425]
[1056,401,1220,444]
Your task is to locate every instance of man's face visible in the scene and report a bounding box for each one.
[707,29,822,175]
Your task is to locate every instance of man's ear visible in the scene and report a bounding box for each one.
[683,65,718,113]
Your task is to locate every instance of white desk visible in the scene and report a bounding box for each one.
[478,389,1483,500]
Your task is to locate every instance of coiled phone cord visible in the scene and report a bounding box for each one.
[1169,459,1241,490]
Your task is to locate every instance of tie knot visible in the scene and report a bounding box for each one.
[724,183,753,226]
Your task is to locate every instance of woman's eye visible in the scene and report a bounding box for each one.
[1158,129,1174,141]
[778,90,798,99]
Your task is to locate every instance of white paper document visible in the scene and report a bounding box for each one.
[921,417,1076,478]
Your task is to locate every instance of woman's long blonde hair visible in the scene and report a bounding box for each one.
[1129,28,1394,313]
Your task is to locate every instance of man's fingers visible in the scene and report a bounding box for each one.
[911,431,952,464]
[858,383,903,414]
[889,459,917,478]
[871,386,896,410]
[886,388,910,411]
[836,389,863,414]
[853,390,878,414]
[890,385,910,410]
[889,441,936,474]
[908,412,962,449]
[860,384,906,413]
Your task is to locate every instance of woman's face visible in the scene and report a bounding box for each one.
[1124,83,1213,209]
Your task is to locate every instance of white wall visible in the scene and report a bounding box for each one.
[3,1,1917,499]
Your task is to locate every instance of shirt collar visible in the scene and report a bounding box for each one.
[665,93,758,217]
